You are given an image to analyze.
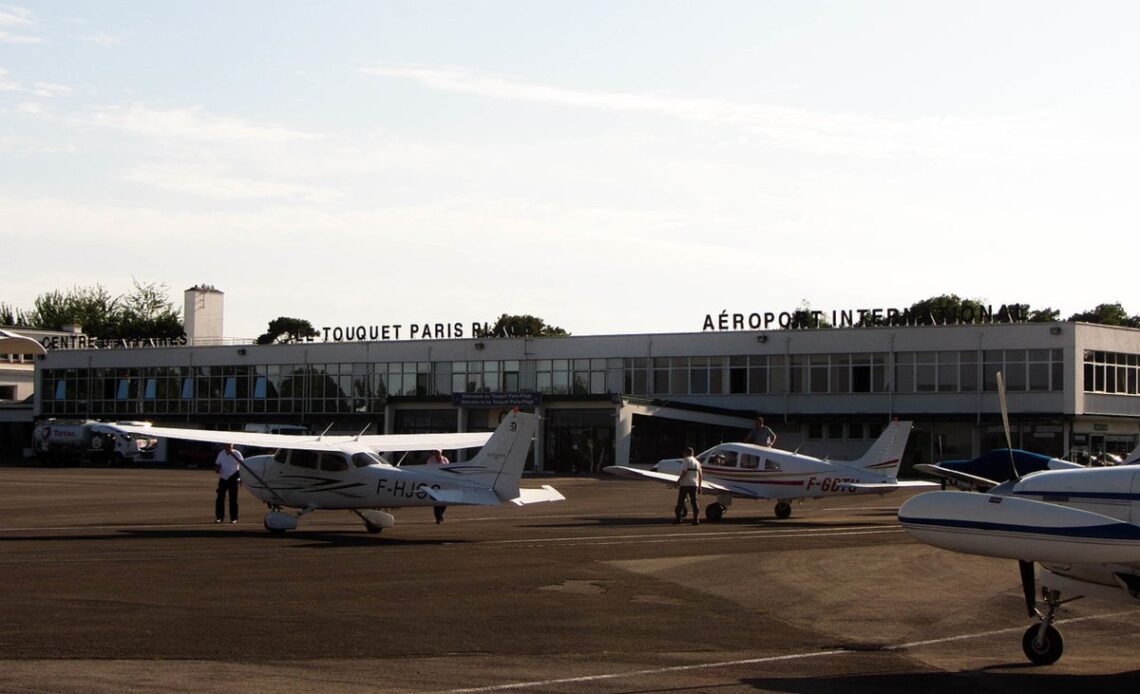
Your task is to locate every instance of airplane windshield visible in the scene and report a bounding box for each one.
[352,451,382,468]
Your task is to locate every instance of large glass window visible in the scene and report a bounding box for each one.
[1084,349,1140,395]
[895,352,915,393]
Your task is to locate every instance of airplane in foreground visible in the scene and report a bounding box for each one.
[103,411,563,534]
[898,373,1140,665]
[604,420,934,521]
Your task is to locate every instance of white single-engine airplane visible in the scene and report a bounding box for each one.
[898,373,1140,665]
[104,411,563,534]
[604,420,933,521]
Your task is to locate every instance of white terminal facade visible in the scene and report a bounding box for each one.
[11,289,1140,472]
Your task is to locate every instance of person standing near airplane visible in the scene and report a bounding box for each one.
[674,447,703,525]
[426,449,450,523]
[214,442,243,524]
[745,416,777,447]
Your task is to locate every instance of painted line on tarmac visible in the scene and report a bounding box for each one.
[433,610,1140,693]
[434,648,850,693]
[888,609,1140,651]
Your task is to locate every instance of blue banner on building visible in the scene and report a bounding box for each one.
[452,392,542,408]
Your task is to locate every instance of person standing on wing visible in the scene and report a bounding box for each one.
[674,447,703,526]
[745,416,777,447]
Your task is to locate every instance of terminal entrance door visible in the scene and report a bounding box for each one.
[544,409,614,474]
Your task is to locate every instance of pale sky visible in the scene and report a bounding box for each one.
[3,1,1138,340]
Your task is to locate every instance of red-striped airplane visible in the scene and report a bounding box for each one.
[605,420,931,521]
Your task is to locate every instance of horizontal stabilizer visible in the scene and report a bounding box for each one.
[509,485,566,505]
[424,487,501,506]
[842,480,940,492]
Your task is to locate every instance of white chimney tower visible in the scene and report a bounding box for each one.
[184,285,224,345]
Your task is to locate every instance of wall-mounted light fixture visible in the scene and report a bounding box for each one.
[473,342,485,350]
[236,348,247,356]
[1049,326,1062,335]
[756,335,768,344]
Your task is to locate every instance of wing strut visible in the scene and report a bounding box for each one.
[237,460,289,507]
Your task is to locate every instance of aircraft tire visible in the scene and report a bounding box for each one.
[705,503,725,522]
[365,524,383,534]
[774,501,792,520]
[1022,624,1063,665]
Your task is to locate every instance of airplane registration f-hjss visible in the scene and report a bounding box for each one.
[104,411,563,534]
[604,420,935,521]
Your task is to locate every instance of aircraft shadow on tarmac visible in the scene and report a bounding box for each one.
[741,669,1140,694]
[120,528,468,548]
[526,516,888,530]
[0,529,465,548]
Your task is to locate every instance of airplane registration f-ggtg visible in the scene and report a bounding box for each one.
[605,420,935,521]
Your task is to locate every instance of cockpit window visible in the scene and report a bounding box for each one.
[319,452,348,472]
[290,449,318,469]
[273,449,289,464]
[352,452,381,468]
[740,454,760,469]
[720,451,738,468]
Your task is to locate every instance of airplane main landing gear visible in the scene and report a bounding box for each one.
[774,501,792,520]
[705,502,726,522]
[1022,588,1064,665]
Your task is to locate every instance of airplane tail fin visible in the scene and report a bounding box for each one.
[851,420,913,479]
[459,411,538,502]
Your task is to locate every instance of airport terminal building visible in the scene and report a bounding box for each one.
[18,296,1140,472]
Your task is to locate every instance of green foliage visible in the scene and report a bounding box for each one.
[488,314,568,337]
[0,303,31,326]
[8,281,183,340]
[1067,302,1140,328]
[907,294,990,325]
[257,316,320,344]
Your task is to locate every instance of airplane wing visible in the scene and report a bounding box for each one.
[104,422,493,454]
[913,463,1000,491]
[602,465,732,493]
[351,431,493,452]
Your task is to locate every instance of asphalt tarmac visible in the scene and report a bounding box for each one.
[1,467,1139,693]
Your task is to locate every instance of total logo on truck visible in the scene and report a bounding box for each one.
[33,419,159,464]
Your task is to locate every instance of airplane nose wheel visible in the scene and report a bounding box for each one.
[774,501,792,520]
[705,503,726,522]
[1022,623,1063,665]
[1022,588,1064,665]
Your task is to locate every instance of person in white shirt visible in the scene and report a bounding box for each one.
[214,442,243,524]
[674,447,703,526]
[426,449,450,523]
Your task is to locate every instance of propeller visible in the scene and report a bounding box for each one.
[996,371,1018,480]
